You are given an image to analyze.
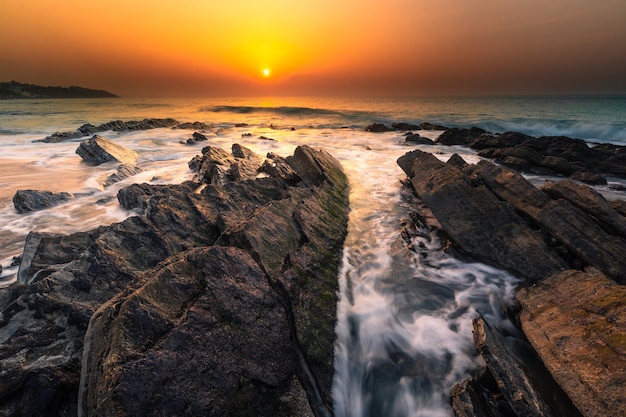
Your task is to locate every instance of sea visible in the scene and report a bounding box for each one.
[1,95,625,417]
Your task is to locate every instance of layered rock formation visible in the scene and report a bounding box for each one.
[76,135,138,165]
[517,269,626,417]
[0,144,349,417]
[436,128,626,184]
[397,147,626,417]
[40,118,210,143]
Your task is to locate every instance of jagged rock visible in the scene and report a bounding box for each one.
[397,150,567,282]
[259,153,301,185]
[76,135,138,165]
[472,317,555,417]
[96,118,179,132]
[79,246,296,417]
[609,198,626,217]
[17,229,106,285]
[447,153,468,168]
[0,145,349,417]
[12,189,74,213]
[183,131,209,145]
[102,164,143,187]
[516,269,626,417]
[450,370,516,417]
[471,162,626,283]
[365,123,393,132]
[191,144,264,185]
[400,151,626,283]
[541,179,626,238]
[435,128,626,179]
[41,118,181,142]
[174,121,212,130]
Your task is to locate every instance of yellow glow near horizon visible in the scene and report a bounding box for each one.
[1,0,625,96]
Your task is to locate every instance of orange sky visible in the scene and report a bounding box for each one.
[1,0,625,97]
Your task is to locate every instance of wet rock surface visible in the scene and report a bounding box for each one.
[0,145,349,417]
[76,135,138,165]
[12,189,74,213]
[516,269,626,417]
[435,128,626,183]
[398,146,626,417]
[40,118,182,143]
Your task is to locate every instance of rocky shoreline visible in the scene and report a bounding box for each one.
[395,127,626,417]
[0,121,625,416]
[0,143,349,417]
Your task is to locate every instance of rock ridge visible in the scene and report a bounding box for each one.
[397,147,626,417]
[0,144,349,417]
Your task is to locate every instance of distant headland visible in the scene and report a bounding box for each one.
[0,81,118,99]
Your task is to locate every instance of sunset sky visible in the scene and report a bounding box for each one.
[1,0,625,97]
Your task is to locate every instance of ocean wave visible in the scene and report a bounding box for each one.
[203,105,372,119]
[474,120,626,145]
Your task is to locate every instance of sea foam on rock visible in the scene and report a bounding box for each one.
[397,146,626,417]
[0,144,349,417]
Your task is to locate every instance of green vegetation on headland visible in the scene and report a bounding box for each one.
[0,81,118,99]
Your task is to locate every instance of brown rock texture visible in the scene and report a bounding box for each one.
[516,269,626,417]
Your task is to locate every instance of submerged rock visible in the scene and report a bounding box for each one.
[102,164,143,187]
[0,145,349,417]
[76,135,138,165]
[40,118,199,143]
[12,189,74,213]
[365,123,393,132]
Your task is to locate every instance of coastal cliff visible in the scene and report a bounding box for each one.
[0,81,118,99]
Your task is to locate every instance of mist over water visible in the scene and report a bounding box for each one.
[0,96,624,416]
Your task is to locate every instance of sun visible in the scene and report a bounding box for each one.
[262,68,271,78]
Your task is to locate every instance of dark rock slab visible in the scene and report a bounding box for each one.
[473,317,555,417]
[12,189,74,213]
[76,135,138,165]
[516,269,626,417]
[450,370,516,417]
[534,199,626,283]
[541,179,626,238]
[102,164,143,187]
[397,150,567,282]
[79,246,296,417]
[469,162,626,283]
[435,128,626,179]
